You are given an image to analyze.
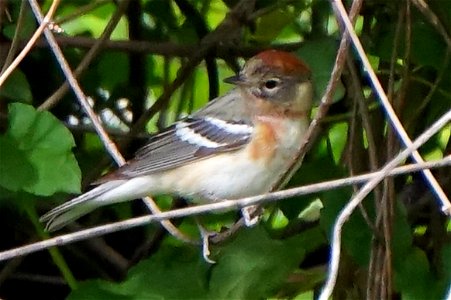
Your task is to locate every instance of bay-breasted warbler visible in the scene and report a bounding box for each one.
[41,50,313,231]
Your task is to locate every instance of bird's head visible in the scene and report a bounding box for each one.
[224,50,313,114]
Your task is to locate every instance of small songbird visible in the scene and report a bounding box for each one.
[41,50,313,231]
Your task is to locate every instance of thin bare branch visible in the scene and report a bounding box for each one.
[0,0,60,86]
[55,0,110,25]
[210,0,365,245]
[0,0,28,74]
[38,0,132,110]
[333,0,450,214]
[131,0,257,132]
[27,0,194,244]
[0,155,449,263]
[319,109,451,300]
[411,0,451,48]
[273,0,364,191]
[319,0,451,296]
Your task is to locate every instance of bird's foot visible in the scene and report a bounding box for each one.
[241,205,262,227]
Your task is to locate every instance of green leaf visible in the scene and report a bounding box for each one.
[253,9,298,43]
[124,248,208,300]
[440,243,451,297]
[69,245,208,300]
[297,38,346,104]
[328,122,348,164]
[391,203,413,268]
[68,279,134,300]
[0,69,32,102]
[373,19,446,70]
[410,22,446,69]
[61,3,127,39]
[0,103,81,196]
[68,226,325,299]
[97,52,129,89]
[208,226,316,299]
[0,135,36,191]
[394,248,441,299]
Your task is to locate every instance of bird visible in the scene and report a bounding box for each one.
[40,49,313,232]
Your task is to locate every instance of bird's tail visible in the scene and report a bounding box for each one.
[40,181,126,232]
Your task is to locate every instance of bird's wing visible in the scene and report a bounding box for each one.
[98,115,253,182]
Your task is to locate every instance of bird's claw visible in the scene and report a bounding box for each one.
[241,205,262,227]
[197,223,217,264]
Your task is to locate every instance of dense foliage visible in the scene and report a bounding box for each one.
[0,0,450,299]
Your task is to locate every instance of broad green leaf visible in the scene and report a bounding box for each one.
[253,9,298,43]
[391,203,413,268]
[61,3,127,39]
[0,135,36,191]
[297,38,345,104]
[373,19,446,70]
[328,122,348,164]
[0,69,32,102]
[410,22,446,69]
[97,53,129,89]
[441,243,451,295]
[124,248,208,300]
[394,248,441,299]
[0,103,81,196]
[208,226,323,299]
[69,245,208,300]
[68,279,133,300]
[293,290,315,300]
[69,226,325,299]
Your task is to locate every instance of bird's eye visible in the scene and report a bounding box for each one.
[264,79,279,89]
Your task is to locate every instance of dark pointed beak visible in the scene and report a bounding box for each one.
[223,74,245,85]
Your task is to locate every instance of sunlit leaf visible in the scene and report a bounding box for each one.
[0,103,81,196]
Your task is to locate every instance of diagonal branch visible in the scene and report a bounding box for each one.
[319,111,451,299]
[208,0,366,244]
[272,0,364,191]
[331,0,450,214]
[131,0,256,132]
[411,0,451,48]
[0,0,60,86]
[318,0,451,297]
[27,0,195,244]
[38,0,132,110]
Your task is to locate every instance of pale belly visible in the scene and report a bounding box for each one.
[174,152,279,201]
